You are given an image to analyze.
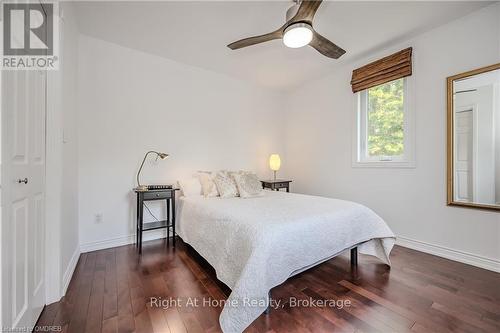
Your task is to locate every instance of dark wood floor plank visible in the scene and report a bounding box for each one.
[34,303,59,330]
[431,302,500,332]
[141,275,171,333]
[150,272,188,333]
[275,283,350,332]
[103,248,118,320]
[67,252,97,333]
[338,279,454,333]
[85,270,105,333]
[304,286,411,332]
[116,248,136,333]
[172,252,222,332]
[101,316,118,333]
[37,239,500,333]
[163,307,188,333]
[85,251,107,333]
[52,253,87,328]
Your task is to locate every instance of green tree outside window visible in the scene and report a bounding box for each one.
[367,78,405,157]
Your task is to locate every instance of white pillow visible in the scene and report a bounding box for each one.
[198,171,219,197]
[213,170,239,198]
[232,172,264,198]
[178,178,202,197]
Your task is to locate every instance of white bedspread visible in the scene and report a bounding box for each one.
[177,191,395,332]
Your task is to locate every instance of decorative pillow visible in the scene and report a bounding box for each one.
[213,170,239,198]
[233,172,264,198]
[178,178,202,197]
[198,171,219,197]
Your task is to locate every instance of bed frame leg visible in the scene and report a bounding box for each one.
[264,291,271,315]
[350,247,358,268]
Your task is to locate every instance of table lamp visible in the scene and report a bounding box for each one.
[269,154,281,180]
[136,151,169,191]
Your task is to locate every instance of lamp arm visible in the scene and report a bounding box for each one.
[136,151,160,187]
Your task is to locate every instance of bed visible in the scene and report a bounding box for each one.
[177,190,395,332]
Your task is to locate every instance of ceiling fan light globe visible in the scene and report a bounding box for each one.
[283,23,313,48]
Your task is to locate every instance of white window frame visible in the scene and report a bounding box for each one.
[352,77,415,168]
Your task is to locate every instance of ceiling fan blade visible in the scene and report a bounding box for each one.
[289,0,323,24]
[227,29,283,50]
[309,31,346,59]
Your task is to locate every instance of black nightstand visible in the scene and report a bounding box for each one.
[134,188,179,253]
[261,180,292,192]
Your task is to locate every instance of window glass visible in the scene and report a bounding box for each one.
[367,78,404,158]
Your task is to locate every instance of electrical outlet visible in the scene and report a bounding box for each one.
[95,213,103,224]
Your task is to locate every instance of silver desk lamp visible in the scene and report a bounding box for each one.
[136,151,169,191]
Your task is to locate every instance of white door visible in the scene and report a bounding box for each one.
[1,67,47,329]
[454,109,474,202]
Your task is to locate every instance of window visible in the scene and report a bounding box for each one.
[353,77,415,167]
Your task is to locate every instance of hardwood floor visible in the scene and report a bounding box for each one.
[36,238,500,333]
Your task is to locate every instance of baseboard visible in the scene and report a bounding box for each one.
[396,236,500,273]
[61,247,80,296]
[80,229,167,253]
[80,233,499,272]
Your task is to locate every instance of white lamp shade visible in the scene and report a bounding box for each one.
[269,154,281,171]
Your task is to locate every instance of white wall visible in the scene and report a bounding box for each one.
[283,4,500,271]
[45,2,80,303]
[77,35,285,250]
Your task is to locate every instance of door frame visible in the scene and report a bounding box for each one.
[44,63,63,305]
[0,43,3,329]
[41,0,63,306]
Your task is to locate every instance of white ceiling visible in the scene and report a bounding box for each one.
[74,1,492,91]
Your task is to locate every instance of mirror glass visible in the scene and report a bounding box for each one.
[449,65,500,209]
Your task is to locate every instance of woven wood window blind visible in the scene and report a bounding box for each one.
[350,47,412,93]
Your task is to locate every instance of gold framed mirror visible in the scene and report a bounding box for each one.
[447,63,500,211]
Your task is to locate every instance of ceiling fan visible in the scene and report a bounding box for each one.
[227,0,346,59]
